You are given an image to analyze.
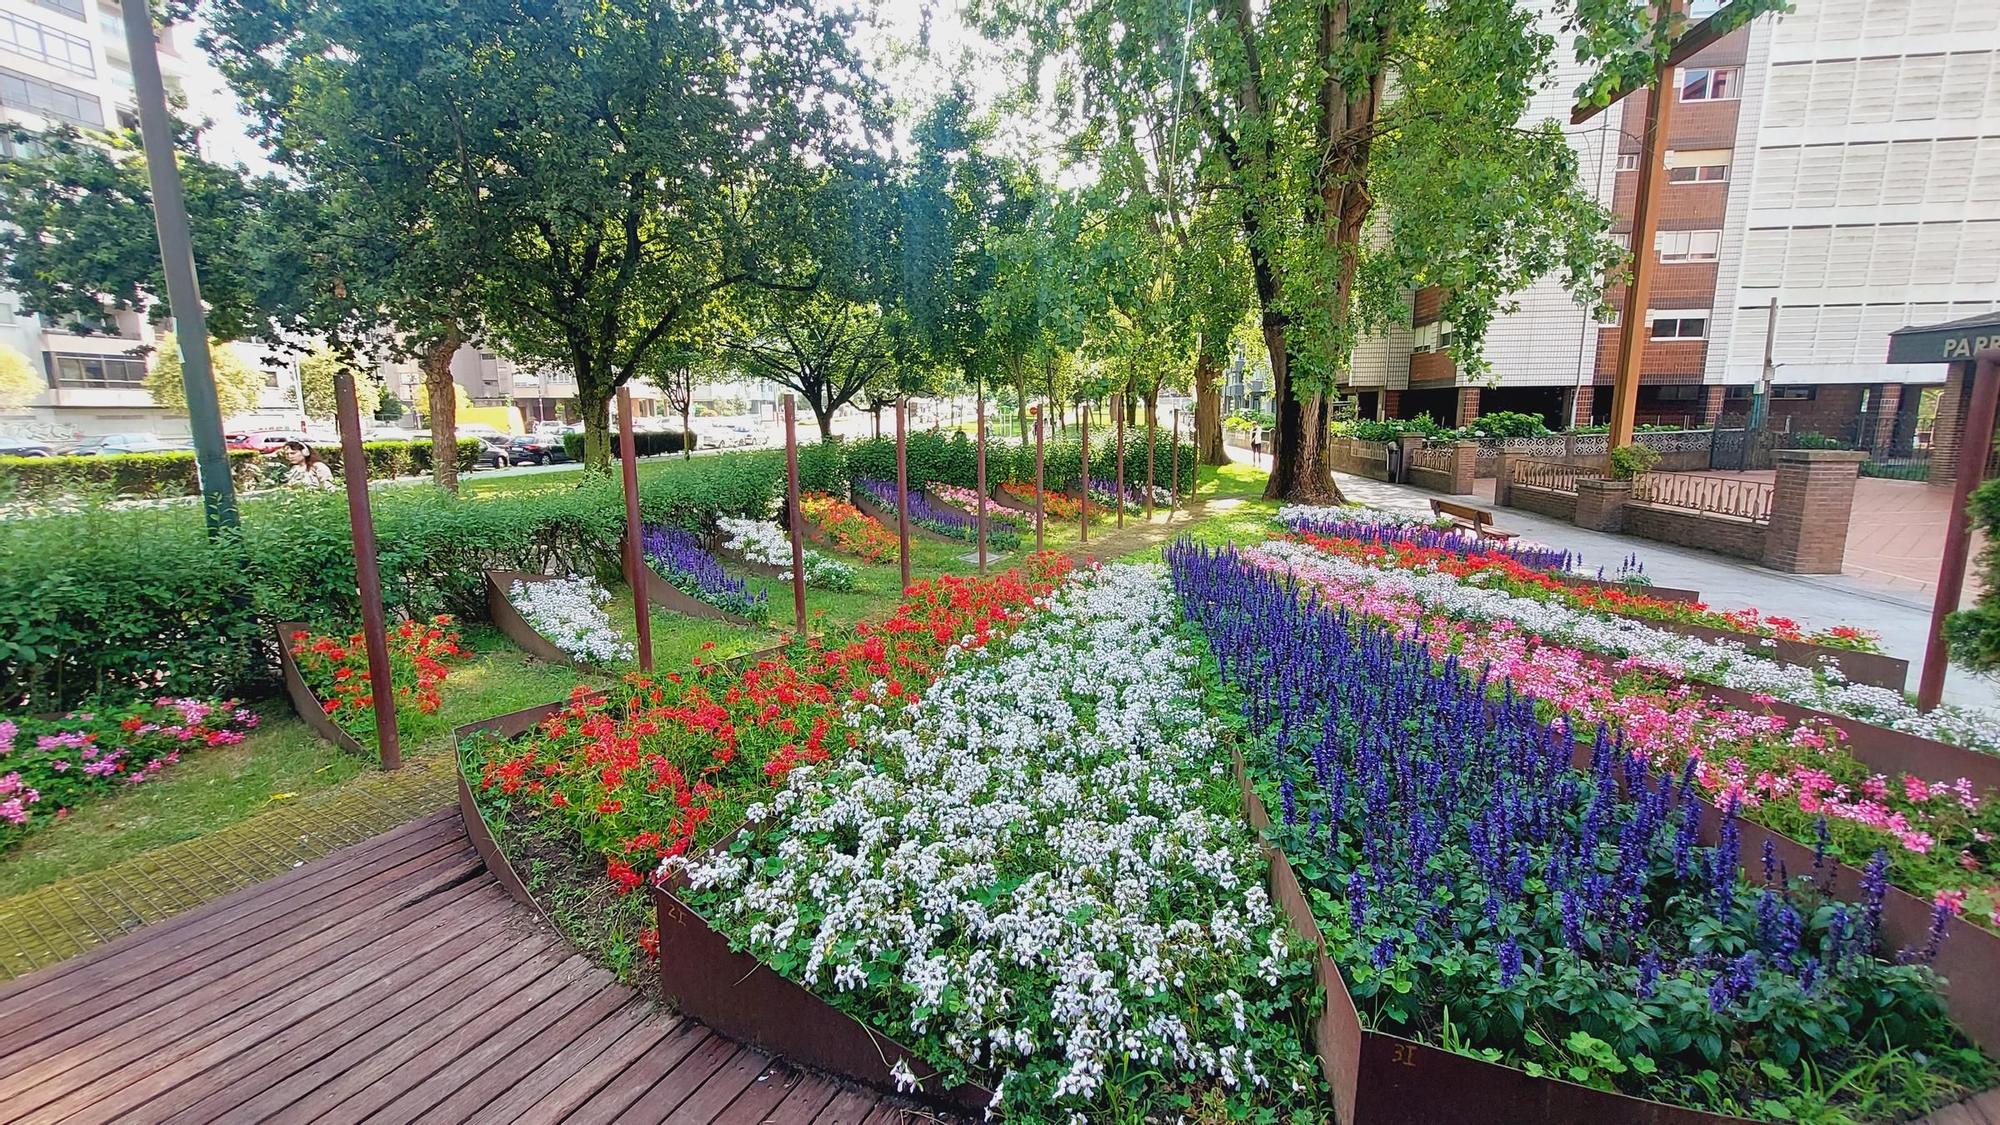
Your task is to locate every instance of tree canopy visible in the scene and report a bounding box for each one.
[144,333,264,417]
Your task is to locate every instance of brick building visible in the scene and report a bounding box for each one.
[1342,0,2000,447]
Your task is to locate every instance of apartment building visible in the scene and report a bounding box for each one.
[1343,0,2000,446]
[0,1,303,440]
[375,346,676,429]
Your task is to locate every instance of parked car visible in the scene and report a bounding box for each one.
[0,438,53,457]
[66,433,190,456]
[226,431,303,454]
[505,434,570,465]
[473,436,513,469]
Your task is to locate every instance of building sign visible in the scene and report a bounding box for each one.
[1887,316,2000,365]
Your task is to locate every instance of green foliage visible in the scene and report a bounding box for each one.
[1462,411,1552,440]
[297,346,379,420]
[1947,476,2000,672]
[840,430,1197,496]
[1786,431,1852,451]
[1609,443,1661,479]
[558,430,695,461]
[0,440,477,500]
[374,394,406,423]
[0,345,38,409]
[143,333,266,418]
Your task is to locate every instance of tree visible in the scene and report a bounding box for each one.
[298,346,379,421]
[374,394,406,423]
[144,333,263,417]
[0,346,39,411]
[209,0,880,474]
[973,0,1773,500]
[729,294,903,440]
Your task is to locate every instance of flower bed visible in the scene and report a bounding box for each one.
[924,480,1026,528]
[1234,541,2000,932]
[855,477,1022,551]
[1,698,257,846]
[799,492,898,563]
[285,616,469,741]
[1000,482,1086,522]
[640,525,769,622]
[460,555,1073,895]
[716,516,857,591]
[670,564,1325,1118]
[1256,538,2000,755]
[1081,475,1169,513]
[1279,511,1578,574]
[1169,540,1994,1122]
[500,574,634,666]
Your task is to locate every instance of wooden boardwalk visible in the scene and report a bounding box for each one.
[0,808,942,1125]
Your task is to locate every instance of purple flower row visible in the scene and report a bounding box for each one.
[641,525,767,620]
[855,478,1020,549]
[1279,512,1575,572]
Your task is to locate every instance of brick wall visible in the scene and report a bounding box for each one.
[1456,388,1481,427]
[1329,437,1393,482]
[1768,384,1864,434]
[1413,287,1446,323]
[1624,504,1767,560]
[1409,351,1456,387]
[1508,484,1579,523]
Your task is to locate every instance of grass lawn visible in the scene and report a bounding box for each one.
[0,466,1286,899]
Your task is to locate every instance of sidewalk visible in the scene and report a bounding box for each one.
[1334,471,2000,712]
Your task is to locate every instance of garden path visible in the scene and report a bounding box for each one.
[0,808,946,1125]
[0,750,454,982]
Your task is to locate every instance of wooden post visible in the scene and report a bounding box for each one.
[1608,5,1677,451]
[1115,395,1126,529]
[895,397,911,590]
[617,387,652,673]
[1144,398,1156,521]
[1170,408,1181,519]
[783,395,806,633]
[1920,354,2000,709]
[1079,403,1090,544]
[976,380,988,573]
[335,369,399,771]
[1033,408,1045,551]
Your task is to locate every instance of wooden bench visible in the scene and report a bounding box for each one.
[1431,498,1518,541]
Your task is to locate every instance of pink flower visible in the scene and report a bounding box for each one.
[1936,889,1968,915]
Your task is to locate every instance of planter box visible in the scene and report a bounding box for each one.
[650,868,994,1116]
[1696,683,2000,794]
[849,487,959,546]
[1558,575,1702,604]
[485,570,599,670]
[273,621,371,759]
[1631,618,1909,692]
[705,531,791,582]
[1236,743,2000,1121]
[451,700,582,922]
[621,531,766,628]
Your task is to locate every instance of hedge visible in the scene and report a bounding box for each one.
[841,430,1197,495]
[559,429,697,460]
[0,439,482,500]
[1946,476,2000,672]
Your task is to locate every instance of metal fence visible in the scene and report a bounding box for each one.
[1411,443,1456,473]
[1511,458,1603,494]
[1630,472,1774,524]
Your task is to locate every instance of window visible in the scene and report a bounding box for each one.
[1655,229,1722,262]
[1650,385,1702,402]
[1411,321,1455,354]
[1725,385,1754,400]
[1647,313,1709,340]
[51,353,145,389]
[1680,66,1742,102]
[1772,386,1816,400]
[0,12,93,76]
[0,297,14,325]
[1616,153,1640,172]
[0,65,101,127]
[1666,162,1730,183]
[30,0,84,20]
[1687,0,1724,15]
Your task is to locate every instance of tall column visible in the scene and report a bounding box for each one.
[1869,383,1903,457]
[1455,386,1482,428]
[1762,449,1866,574]
[1931,364,1973,488]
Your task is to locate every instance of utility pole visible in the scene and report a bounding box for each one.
[1752,297,1778,431]
[122,0,236,532]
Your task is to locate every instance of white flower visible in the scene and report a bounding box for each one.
[508,576,634,664]
[717,515,857,590]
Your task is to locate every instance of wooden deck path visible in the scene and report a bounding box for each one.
[0,808,944,1125]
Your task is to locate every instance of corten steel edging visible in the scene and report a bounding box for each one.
[484,570,596,671]
[451,699,587,913]
[1554,738,2000,1058]
[704,531,791,582]
[849,488,960,546]
[985,482,1037,514]
[1627,617,1910,692]
[1557,575,1702,603]
[1695,682,2000,794]
[653,861,996,1115]
[1232,750,1759,1125]
[273,621,373,759]
[621,531,765,629]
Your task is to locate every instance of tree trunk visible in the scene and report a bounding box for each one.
[681,392,693,459]
[1260,324,1344,503]
[422,322,463,493]
[580,386,614,471]
[1193,353,1229,465]
[1011,357,1029,440]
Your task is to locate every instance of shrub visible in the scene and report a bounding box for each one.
[1461,410,1551,440]
[1608,442,1661,479]
[0,439,478,502]
[1786,431,1851,451]
[559,429,696,460]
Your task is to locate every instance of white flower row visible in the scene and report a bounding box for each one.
[671,564,1316,1114]
[717,516,857,590]
[1277,502,1454,530]
[1255,539,2000,754]
[508,575,634,664]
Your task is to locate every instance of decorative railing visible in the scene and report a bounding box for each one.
[1630,472,1774,524]
[1411,443,1455,473]
[1473,429,1710,467]
[1510,459,1603,494]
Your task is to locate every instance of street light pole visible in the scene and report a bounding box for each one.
[121,0,236,532]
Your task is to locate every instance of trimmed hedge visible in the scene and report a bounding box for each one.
[1947,476,2000,672]
[559,429,697,460]
[0,439,482,500]
[841,430,1197,495]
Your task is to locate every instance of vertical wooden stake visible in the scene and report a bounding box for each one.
[1079,403,1090,544]
[1033,408,1045,551]
[896,397,911,590]
[976,381,988,573]
[1144,398,1156,521]
[1921,354,2000,709]
[335,369,399,771]
[1114,395,1126,529]
[618,387,652,672]
[1170,408,1181,520]
[783,395,806,634]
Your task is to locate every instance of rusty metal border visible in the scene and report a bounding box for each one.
[1559,575,1702,603]
[986,481,1037,513]
[1629,617,1910,692]
[850,487,960,546]
[1696,683,2000,794]
[450,699,582,924]
[705,530,792,582]
[273,620,373,760]
[621,531,765,629]
[485,570,597,671]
